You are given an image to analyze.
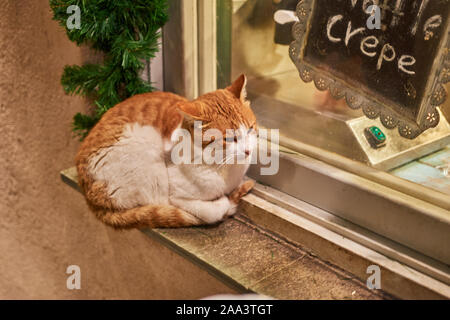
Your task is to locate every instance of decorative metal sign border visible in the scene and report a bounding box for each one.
[289,0,450,139]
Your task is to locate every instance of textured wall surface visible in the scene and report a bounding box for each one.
[0,1,234,299]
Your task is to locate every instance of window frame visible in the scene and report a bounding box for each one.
[163,0,450,266]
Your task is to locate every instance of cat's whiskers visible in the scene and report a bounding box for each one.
[218,153,236,168]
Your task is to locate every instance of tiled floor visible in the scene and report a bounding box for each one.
[390,145,450,195]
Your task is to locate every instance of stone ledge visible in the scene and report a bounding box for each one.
[60,167,390,300]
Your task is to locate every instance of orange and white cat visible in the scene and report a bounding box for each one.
[76,75,257,229]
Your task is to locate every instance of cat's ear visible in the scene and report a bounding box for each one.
[178,102,203,120]
[226,74,247,101]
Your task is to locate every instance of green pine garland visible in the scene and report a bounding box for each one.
[50,0,169,139]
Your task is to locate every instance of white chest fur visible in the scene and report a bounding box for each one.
[167,162,249,201]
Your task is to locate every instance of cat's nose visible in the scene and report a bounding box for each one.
[245,150,250,157]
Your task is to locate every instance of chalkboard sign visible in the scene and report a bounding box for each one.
[289,0,450,139]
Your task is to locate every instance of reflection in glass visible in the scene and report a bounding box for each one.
[217,0,450,195]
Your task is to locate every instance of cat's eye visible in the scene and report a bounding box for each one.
[224,136,237,143]
[248,123,257,133]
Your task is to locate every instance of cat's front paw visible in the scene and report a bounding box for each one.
[228,180,255,204]
[224,201,238,218]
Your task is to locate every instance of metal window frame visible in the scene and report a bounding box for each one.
[248,139,450,265]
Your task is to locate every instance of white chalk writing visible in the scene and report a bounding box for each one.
[327,1,444,75]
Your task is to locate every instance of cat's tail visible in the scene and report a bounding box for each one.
[93,205,204,229]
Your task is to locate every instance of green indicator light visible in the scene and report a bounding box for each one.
[370,126,386,142]
[364,126,387,149]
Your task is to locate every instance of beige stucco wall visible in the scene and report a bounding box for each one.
[0,0,235,299]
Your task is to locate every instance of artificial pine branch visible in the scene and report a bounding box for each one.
[50,0,168,139]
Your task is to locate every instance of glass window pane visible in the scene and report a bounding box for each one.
[217,0,450,195]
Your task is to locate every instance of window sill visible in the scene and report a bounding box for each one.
[61,166,449,299]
